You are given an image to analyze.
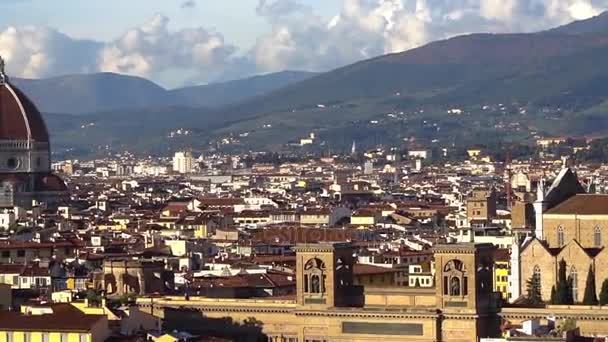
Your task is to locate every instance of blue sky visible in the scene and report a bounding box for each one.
[0,0,605,88]
[0,0,340,51]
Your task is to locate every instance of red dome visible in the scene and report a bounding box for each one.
[0,81,49,142]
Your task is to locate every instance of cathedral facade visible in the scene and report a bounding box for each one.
[0,57,67,208]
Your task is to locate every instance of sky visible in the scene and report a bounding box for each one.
[0,0,606,88]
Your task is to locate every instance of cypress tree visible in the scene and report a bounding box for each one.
[556,259,571,304]
[583,265,598,305]
[550,285,557,304]
[526,275,542,305]
[565,276,574,305]
[600,279,608,305]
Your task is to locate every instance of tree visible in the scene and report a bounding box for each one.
[550,286,557,305]
[525,275,542,305]
[599,279,608,305]
[583,265,598,305]
[555,259,573,305]
[566,276,574,304]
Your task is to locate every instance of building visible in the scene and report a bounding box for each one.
[518,168,608,303]
[0,57,67,208]
[101,259,173,296]
[138,242,502,341]
[0,303,110,342]
[408,149,431,160]
[172,151,194,174]
[466,189,497,226]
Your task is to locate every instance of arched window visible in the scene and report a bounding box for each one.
[303,258,326,295]
[557,226,565,247]
[570,267,578,302]
[595,226,602,247]
[443,259,466,297]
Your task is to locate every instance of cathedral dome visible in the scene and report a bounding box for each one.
[0,62,49,143]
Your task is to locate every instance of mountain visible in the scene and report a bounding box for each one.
[43,11,608,156]
[550,11,608,34]
[12,73,172,114]
[214,31,608,120]
[169,71,317,108]
[12,70,317,115]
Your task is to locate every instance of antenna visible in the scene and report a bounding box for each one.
[506,149,512,209]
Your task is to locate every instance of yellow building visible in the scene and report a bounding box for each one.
[0,303,110,342]
[494,260,510,301]
[138,242,502,341]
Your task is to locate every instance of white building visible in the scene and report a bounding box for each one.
[408,149,432,160]
[173,151,194,174]
[0,211,15,229]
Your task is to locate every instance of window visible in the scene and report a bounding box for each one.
[595,226,602,247]
[1,251,8,258]
[557,226,565,247]
[571,267,578,302]
[17,250,25,257]
[6,157,18,169]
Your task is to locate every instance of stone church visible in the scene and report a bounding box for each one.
[0,57,67,208]
[516,167,608,303]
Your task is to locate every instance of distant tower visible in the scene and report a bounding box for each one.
[363,161,373,175]
[351,141,356,155]
[533,179,547,240]
[508,239,521,303]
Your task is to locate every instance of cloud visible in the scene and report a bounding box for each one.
[247,0,608,73]
[99,14,237,82]
[181,0,196,9]
[0,25,100,78]
[1,0,608,86]
[0,14,239,86]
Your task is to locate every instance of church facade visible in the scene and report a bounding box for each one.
[519,168,608,303]
[0,57,67,208]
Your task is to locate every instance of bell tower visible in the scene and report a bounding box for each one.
[293,243,357,308]
[433,243,501,341]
